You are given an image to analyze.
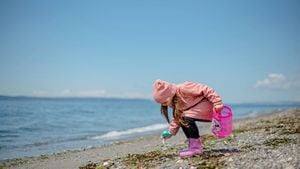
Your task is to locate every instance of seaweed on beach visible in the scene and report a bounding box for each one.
[263,137,297,148]
[120,146,231,169]
[187,151,225,169]
[79,161,99,169]
[234,109,300,136]
[122,150,175,168]
[202,134,218,149]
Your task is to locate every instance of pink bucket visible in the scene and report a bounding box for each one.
[211,105,233,138]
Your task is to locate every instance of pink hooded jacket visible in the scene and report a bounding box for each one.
[168,81,222,135]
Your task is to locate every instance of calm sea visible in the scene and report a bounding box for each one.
[0,97,299,160]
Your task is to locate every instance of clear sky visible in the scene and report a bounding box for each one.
[0,0,299,103]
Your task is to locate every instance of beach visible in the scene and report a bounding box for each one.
[0,108,299,169]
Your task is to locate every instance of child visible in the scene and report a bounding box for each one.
[153,79,223,158]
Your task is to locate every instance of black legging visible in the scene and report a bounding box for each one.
[181,117,210,138]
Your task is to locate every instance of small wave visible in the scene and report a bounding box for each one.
[89,123,168,140]
[247,111,259,117]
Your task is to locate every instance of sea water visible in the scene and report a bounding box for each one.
[0,96,299,160]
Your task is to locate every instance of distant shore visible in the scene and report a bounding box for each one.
[1,108,299,169]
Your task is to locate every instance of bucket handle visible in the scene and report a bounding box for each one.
[213,105,232,120]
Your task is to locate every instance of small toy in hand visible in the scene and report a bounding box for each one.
[161,130,172,144]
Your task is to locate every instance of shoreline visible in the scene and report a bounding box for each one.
[1,109,299,169]
[0,108,284,161]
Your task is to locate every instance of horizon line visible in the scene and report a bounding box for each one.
[0,95,300,105]
[0,95,152,100]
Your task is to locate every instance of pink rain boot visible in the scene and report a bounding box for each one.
[179,138,203,158]
[179,139,191,154]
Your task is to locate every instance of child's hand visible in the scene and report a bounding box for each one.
[214,104,224,113]
[161,130,172,140]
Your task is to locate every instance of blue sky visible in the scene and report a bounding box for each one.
[0,0,299,103]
